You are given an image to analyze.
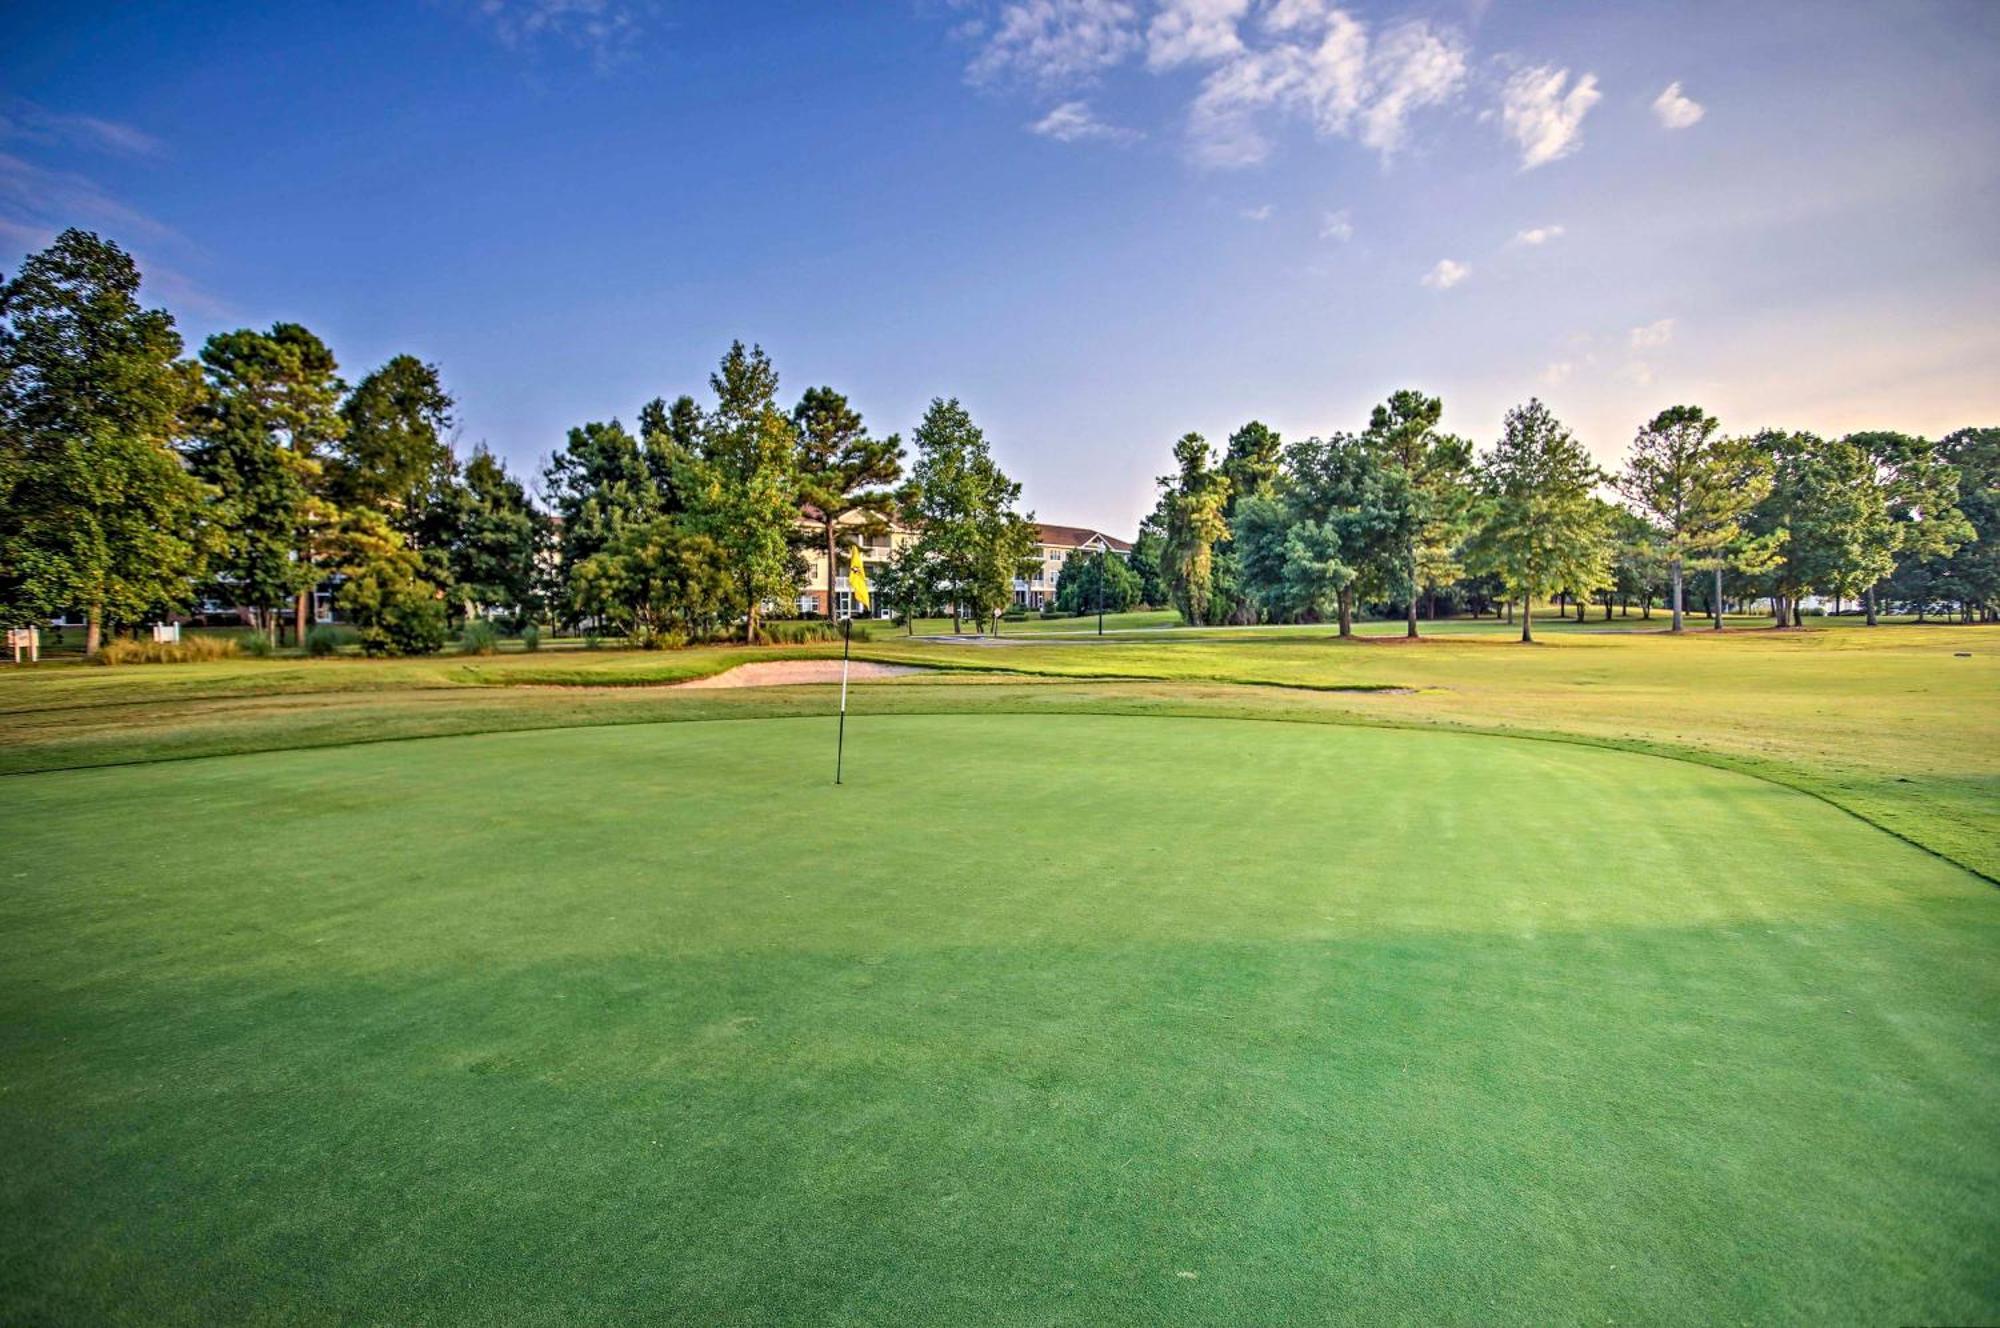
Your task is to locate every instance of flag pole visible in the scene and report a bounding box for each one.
[835,613,851,785]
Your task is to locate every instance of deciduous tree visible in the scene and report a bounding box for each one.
[0,230,215,651]
[685,342,803,641]
[570,517,732,645]
[1468,399,1610,643]
[1361,389,1473,638]
[904,397,1031,632]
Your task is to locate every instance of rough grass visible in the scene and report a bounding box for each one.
[0,715,1993,1324]
[94,635,242,666]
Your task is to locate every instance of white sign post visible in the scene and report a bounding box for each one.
[7,627,39,664]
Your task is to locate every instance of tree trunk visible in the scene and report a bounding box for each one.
[1406,543,1419,639]
[1864,584,1878,626]
[1792,598,1804,627]
[1712,565,1724,630]
[1520,600,1533,643]
[294,588,309,648]
[1337,586,1354,638]
[1669,558,1684,632]
[1603,599,1611,621]
[85,605,103,655]
[1504,600,1512,624]
[825,519,839,621]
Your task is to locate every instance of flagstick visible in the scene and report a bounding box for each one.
[835,613,851,785]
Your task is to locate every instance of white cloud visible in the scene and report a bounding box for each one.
[1260,0,1327,34]
[1354,21,1468,154]
[1652,81,1704,129]
[1319,207,1353,240]
[1630,317,1675,349]
[1514,223,1564,245]
[1240,202,1275,220]
[1186,8,1466,167]
[1147,0,1249,70]
[466,0,644,68]
[1028,99,1142,142]
[1541,360,1574,386]
[0,101,161,157]
[1622,361,1655,386]
[1499,64,1600,169]
[1421,258,1470,289]
[968,0,1141,88]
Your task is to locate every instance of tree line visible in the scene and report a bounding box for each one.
[5,229,1993,656]
[0,230,1041,654]
[1143,392,1992,640]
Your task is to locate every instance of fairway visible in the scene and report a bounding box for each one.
[2,714,1995,1324]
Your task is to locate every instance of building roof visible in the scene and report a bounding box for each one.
[1034,522,1133,553]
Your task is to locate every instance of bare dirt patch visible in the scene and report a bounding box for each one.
[676,660,925,689]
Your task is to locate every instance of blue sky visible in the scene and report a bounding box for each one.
[5,0,1997,534]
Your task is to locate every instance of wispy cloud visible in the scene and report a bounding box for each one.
[1028,99,1143,143]
[1147,0,1249,70]
[463,0,646,69]
[968,0,1142,88]
[1421,257,1470,289]
[1319,207,1353,240]
[0,100,163,158]
[1652,80,1704,129]
[1185,9,1467,167]
[1541,360,1574,386]
[0,151,183,248]
[0,109,232,319]
[1240,201,1275,220]
[1630,316,1675,349]
[1499,64,1600,169]
[1513,223,1563,245]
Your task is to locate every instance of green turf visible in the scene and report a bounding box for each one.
[2,714,1993,1324]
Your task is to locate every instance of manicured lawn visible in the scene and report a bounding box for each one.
[5,621,1992,881]
[1,714,1994,1324]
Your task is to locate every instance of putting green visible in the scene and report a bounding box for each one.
[1,714,1994,1324]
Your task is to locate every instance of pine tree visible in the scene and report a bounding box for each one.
[793,385,904,618]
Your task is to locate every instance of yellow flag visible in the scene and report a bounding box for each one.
[847,545,870,613]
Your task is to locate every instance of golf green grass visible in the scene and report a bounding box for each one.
[2,714,1994,1324]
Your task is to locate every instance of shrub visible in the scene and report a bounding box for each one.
[305,626,342,657]
[583,631,603,651]
[628,626,687,650]
[458,620,501,656]
[757,619,873,645]
[237,632,275,658]
[96,635,242,666]
[521,624,541,652]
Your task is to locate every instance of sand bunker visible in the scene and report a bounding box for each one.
[677,660,925,689]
